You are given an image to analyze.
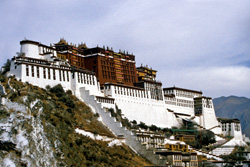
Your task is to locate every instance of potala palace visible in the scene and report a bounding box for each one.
[6,39,250,166]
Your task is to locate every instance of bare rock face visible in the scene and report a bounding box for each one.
[0,99,59,167]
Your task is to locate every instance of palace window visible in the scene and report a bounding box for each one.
[53,69,56,80]
[37,66,40,78]
[62,70,65,81]
[59,70,61,81]
[235,123,240,131]
[43,67,46,79]
[83,74,86,84]
[48,69,51,79]
[78,72,80,83]
[86,75,89,84]
[90,75,92,85]
[92,76,95,85]
[67,71,69,82]
[26,65,29,76]
[31,66,34,77]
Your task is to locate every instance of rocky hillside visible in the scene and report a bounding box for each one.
[213,96,250,137]
[0,75,151,167]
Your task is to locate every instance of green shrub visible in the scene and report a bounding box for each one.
[186,130,216,149]
[9,91,18,101]
[132,120,137,124]
[0,75,7,82]
[94,113,100,118]
[138,122,148,130]
[45,85,51,90]
[0,108,10,119]
[59,95,75,108]
[50,84,65,98]
[66,90,72,95]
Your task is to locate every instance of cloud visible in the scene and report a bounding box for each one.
[159,66,250,98]
[0,0,250,98]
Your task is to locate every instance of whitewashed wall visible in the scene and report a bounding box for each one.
[20,43,39,59]
[165,104,194,116]
[104,85,179,128]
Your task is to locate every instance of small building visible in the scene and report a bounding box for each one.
[156,138,198,166]
[236,151,250,161]
[155,149,198,167]
[163,87,202,116]
[55,38,86,69]
[175,134,195,142]
[134,130,166,149]
[217,118,243,140]
[136,64,157,81]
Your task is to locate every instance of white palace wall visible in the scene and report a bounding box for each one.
[20,43,40,59]
[10,57,101,99]
[165,104,194,117]
[73,71,102,97]
[202,107,219,130]
[104,84,179,128]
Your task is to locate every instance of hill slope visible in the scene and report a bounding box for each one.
[213,96,250,137]
[0,75,151,166]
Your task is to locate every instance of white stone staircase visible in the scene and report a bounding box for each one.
[188,145,223,161]
[79,87,168,165]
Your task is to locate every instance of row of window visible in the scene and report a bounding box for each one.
[174,155,182,160]
[177,99,194,104]
[148,87,163,100]
[137,136,164,143]
[39,46,55,55]
[96,97,114,104]
[165,101,177,105]
[77,72,95,85]
[177,103,194,108]
[102,65,115,71]
[190,161,198,167]
[26,65,70,82]
[165,97,176,101]
[114,86,149,98]
[176,90,201,96]
[165,98,194,108]
[190,155,197,160]
[101,60,114,66]
[176,93,196,98]
[58,69,69,82]
[221,123,240,131]
[174,162,182,166]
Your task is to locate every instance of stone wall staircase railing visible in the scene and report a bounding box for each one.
[79,87,168,165]
[208,138,236,156]
[188,145,223,161]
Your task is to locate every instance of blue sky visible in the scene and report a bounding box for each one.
[0,0,250,98]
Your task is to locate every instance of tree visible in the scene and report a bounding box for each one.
[131,120,137,125]
[138,122,148,130]
[186,130,216,149]
[50,84,65,97]
[1,59,11,75]
[149,124,158,131]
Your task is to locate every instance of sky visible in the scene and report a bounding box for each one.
[0,0,250,98]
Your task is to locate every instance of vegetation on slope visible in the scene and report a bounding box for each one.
[185,130,216,149]
[0,75,151,166]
